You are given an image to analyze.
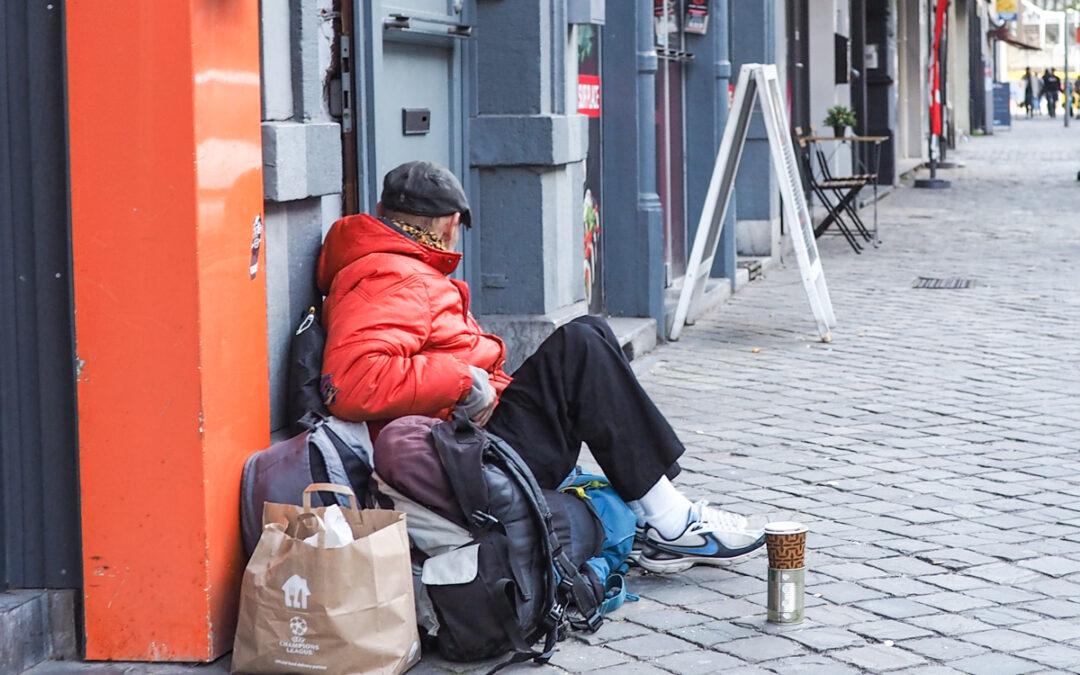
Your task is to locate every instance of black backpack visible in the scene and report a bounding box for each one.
[286,306,330,436]
[239,308,375,557]
[239,414,375,557]
[381,415,608,669]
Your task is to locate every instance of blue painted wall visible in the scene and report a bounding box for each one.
[730,1,778,224]
[600,0,664,323]
[471,0,587,317]
[684,0,736,283]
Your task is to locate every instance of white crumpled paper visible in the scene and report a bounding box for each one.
[303,504,355,548]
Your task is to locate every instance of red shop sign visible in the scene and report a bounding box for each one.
[577,74,601,118]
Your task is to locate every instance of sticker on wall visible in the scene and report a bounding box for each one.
[577,75,601,118]
[249,214,263,279]
[684,0,708,35]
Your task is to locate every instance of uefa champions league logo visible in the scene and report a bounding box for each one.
[279,614,319,657]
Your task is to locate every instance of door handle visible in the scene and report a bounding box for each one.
[385,14,473,38]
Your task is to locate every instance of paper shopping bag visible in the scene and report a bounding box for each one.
[232,483,420,675]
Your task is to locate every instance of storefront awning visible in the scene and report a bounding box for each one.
[989,25,1040,50]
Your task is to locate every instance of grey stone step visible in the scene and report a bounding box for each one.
[607,316,658,362]
[22,658,229,673]
[662,276,734,338]
[0,590,76,675]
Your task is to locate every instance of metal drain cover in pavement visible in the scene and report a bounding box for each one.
[912,277,975,289]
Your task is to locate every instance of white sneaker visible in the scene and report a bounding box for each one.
[637,501,766,574]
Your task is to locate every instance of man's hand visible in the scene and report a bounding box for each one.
[458,366,497,426]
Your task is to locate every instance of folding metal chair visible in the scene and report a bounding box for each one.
[812,145,875,244]
[796,136,865,253]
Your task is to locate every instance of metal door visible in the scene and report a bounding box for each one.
[0,0,81,591]
[357,1,469,211]
[356,0,474,283]
[376,40,456,176]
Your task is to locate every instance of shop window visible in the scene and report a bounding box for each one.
[835,34,850,84]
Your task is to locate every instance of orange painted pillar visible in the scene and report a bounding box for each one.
[66,0,268,661]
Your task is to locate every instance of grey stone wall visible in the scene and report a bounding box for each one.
[0,590,78,672]
[260,0,343,432]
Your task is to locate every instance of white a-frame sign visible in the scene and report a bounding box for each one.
[669,64,836,342]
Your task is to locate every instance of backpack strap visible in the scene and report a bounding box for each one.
[322,423,376,505]
[599,573,635,616]
[296,409,327,431]
[488,434,604,633]
[558,558,604,632]
[486,435,560,602]
[304,420,355,508]
[485,633,557,675]
[323,417,374,466]
[483,579,557,675]
[431,415,493,529]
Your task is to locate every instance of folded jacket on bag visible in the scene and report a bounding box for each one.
[373,415,468,527]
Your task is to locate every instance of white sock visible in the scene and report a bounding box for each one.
[628,476,694,539]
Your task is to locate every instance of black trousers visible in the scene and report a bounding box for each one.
[486,315,684,502]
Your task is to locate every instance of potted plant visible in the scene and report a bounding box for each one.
[824,105,856,137]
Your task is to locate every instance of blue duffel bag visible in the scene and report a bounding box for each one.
[558,468,640,616]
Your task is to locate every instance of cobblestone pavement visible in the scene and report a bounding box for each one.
[28,119,1080,674]
[419,118,1080,675]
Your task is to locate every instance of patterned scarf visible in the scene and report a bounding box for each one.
[391,219,448,252]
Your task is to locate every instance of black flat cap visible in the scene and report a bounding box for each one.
[380,161,472,228]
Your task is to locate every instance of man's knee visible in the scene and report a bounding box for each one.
[570,314,608,331]
[560,315,619,351]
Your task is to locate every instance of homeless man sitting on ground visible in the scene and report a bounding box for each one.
[316,160,766,572]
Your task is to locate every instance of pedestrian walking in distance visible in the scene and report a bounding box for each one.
[1043,68,1062,118]
[1023,67,1041,118]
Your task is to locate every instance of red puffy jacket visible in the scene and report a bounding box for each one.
[317,214,512,423]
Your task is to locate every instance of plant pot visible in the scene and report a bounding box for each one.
[832,125,845,138]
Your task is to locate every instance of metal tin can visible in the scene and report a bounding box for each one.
[767,567,805,624]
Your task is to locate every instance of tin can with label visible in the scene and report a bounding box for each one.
[767,566,805,624]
